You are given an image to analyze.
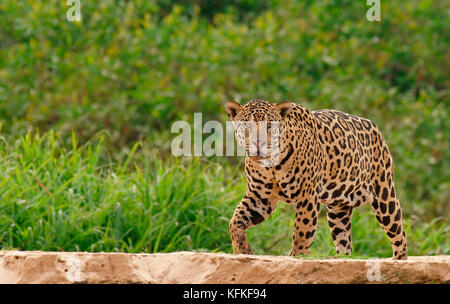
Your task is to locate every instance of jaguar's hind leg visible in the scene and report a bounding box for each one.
[326,203,353,255]
[325,185,375,256]
[369,147,408,260]
[370,190,408,260]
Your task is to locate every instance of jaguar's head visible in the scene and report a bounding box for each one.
[225,100,292,160]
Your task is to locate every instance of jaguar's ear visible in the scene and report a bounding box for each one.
[225,101,242,121]
[276,101,292,119]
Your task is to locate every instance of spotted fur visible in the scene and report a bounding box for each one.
[225,100,407,260]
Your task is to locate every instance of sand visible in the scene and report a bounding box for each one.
[0,251,448,284]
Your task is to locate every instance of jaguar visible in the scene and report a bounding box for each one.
[225,99,407,260]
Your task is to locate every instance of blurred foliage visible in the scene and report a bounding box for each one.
[157,0,274,20]
[0,0,448,224]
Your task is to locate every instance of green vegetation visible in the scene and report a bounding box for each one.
[0,132,447,256]
[0,1,448,257]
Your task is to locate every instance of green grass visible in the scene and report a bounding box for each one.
[0,131,243,253]
[0,131,447,257]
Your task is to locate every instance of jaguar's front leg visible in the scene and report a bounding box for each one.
[229,217,253,254]
[289,195,320,256]
[229,193,277,254]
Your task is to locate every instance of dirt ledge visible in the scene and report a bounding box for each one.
[0,251,448,284]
